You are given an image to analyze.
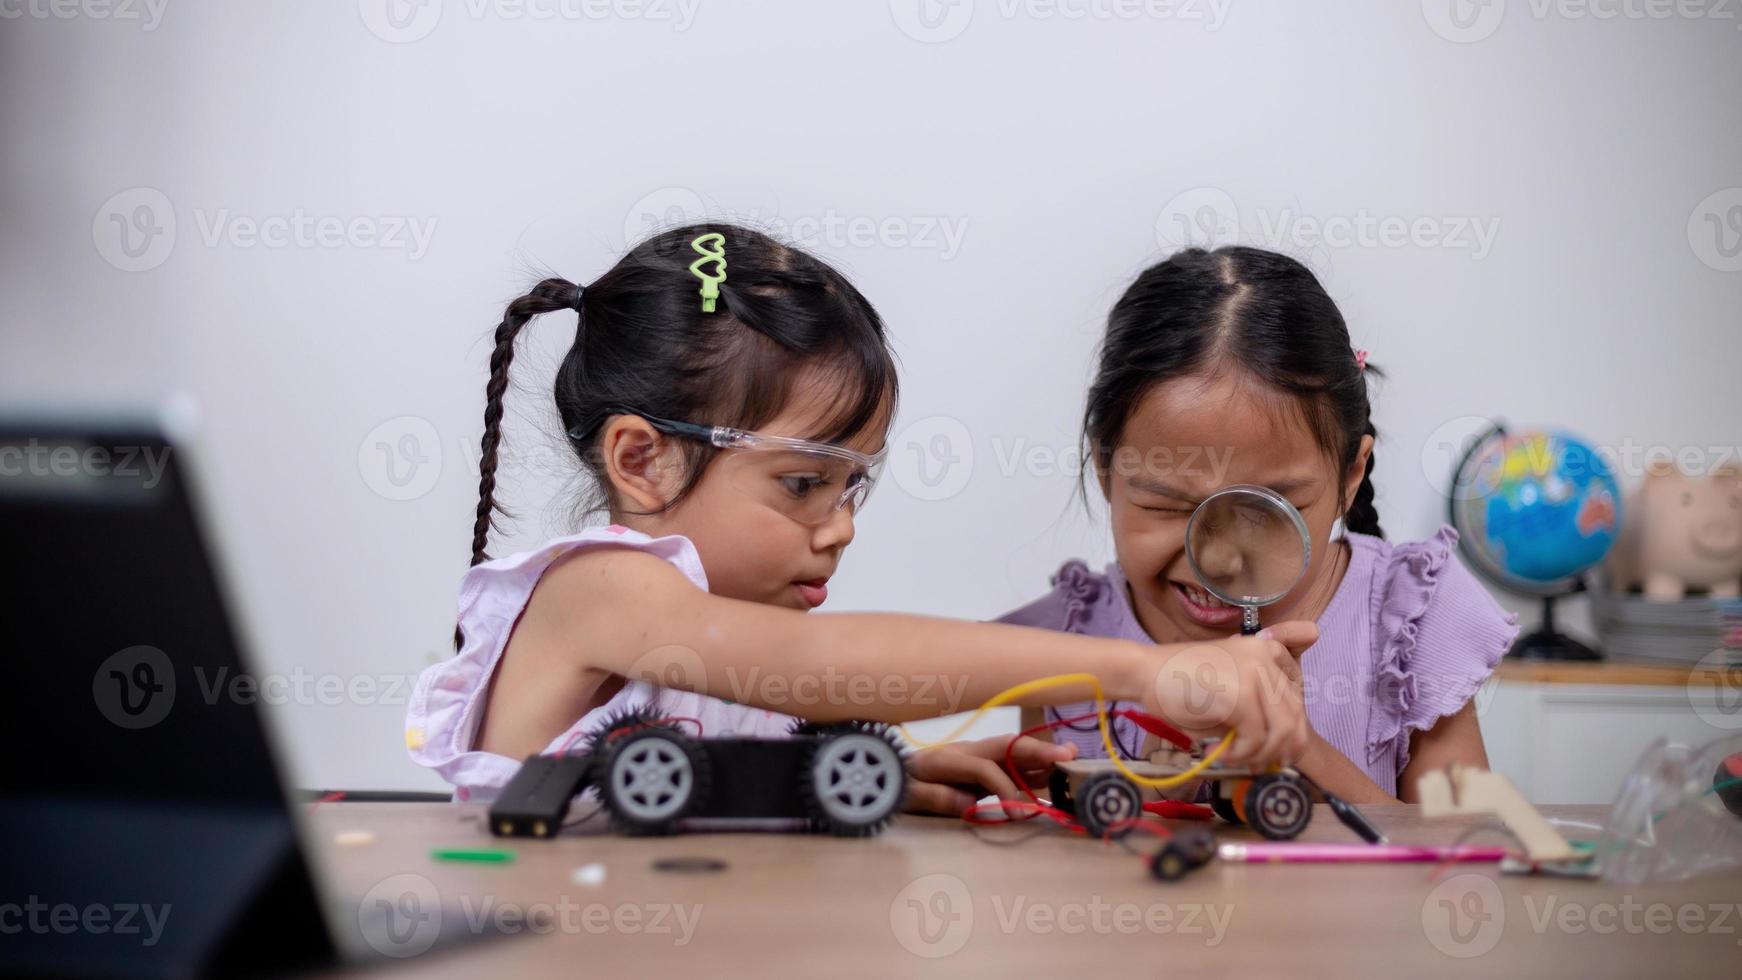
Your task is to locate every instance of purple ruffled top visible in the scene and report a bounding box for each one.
[996,527,1518,796]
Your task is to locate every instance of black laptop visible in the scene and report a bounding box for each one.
[0,407,487,978]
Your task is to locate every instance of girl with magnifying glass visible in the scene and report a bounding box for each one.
[1003,247,1518,804]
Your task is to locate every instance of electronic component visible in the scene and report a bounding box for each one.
[489,753,597,838]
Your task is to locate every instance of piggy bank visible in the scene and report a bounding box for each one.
[1607,462,1742,601]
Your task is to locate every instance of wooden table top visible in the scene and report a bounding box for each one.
[309,802,1742,978]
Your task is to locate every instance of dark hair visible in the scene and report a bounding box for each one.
[1083,245,1383,537]
[470,222,899,570]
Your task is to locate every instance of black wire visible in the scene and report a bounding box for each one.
[1050,703,1101,732]
[1113,717,1144,761]
[1046,703,1145,760]
[1295,771,1387,844]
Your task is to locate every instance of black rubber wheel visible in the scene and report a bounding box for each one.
[1150,845,1190,882]
[1048,768,1075,816]
[801,724,907,836]
[1207,780,1244,825]
[1175,825,1217,866]
[598,727,710,835]
[788,719,874,738]
[1076,772,1142,839]
[583,705,675,759]
[1244,774,1312,841]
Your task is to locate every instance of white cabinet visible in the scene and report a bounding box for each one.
[1479,661,1735,803]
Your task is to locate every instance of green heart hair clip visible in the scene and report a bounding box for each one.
[689,232,727,313]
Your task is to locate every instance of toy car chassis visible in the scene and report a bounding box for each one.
[488,711,908,838]
[1049,747,1314,844]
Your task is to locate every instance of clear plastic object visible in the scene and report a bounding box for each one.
[1595,734,1742,884]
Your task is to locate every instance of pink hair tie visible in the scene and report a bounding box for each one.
[1354,349,1369,372]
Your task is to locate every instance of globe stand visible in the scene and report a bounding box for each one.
[1509,591,1602,661]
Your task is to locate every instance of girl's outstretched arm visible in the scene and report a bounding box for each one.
[497,546,1314,765]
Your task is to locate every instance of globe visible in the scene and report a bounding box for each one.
[1448,425,1623,660]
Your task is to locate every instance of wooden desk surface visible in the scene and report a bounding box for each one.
[311,802,1742,978]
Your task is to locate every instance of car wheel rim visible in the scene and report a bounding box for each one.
[813,735,901,822]
[612,740,692,822]
[1089,786,1135,827]
[1258,785,1305,831]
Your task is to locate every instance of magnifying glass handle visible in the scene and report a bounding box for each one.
[1240,606,1261,635]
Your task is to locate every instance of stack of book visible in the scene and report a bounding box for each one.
[1592,578,1742,666]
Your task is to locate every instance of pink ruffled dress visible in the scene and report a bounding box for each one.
[996,527,1518,795]
[404,525,798,802]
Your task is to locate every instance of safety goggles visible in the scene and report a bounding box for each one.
[590,409,886,525]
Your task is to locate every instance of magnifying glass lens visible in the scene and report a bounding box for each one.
[1185,486,1311,630]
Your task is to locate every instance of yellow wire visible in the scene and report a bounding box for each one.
[896,672,1236,791]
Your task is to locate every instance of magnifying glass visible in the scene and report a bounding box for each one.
[1184,484,1311,636]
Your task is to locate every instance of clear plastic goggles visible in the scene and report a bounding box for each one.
[601,409,885,526]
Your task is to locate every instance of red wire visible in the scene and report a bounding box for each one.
[961,799,1086,831]
[1104,817,1173,840]
[1145,801,1214,821]
[665,716,705,737]
[1006,711,1097,807]
[306,790,345,814]
[1114,710,1194,751]
[983,707,1205,845]
[559,730,588,757]
[560,714,706,757]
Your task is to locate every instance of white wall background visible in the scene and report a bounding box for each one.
[3,1,1738,789]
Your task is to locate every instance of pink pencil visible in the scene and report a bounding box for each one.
[1218,842,1506,864]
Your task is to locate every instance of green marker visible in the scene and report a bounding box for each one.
[430,847,516,864]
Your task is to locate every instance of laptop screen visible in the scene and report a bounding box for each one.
[0,418,337,977]
[2,423,285,805]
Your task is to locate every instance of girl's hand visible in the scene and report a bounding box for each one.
[903,736,1078,816]
[1143,621,1317,768]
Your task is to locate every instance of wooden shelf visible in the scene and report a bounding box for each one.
[1495,656,1737,687]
